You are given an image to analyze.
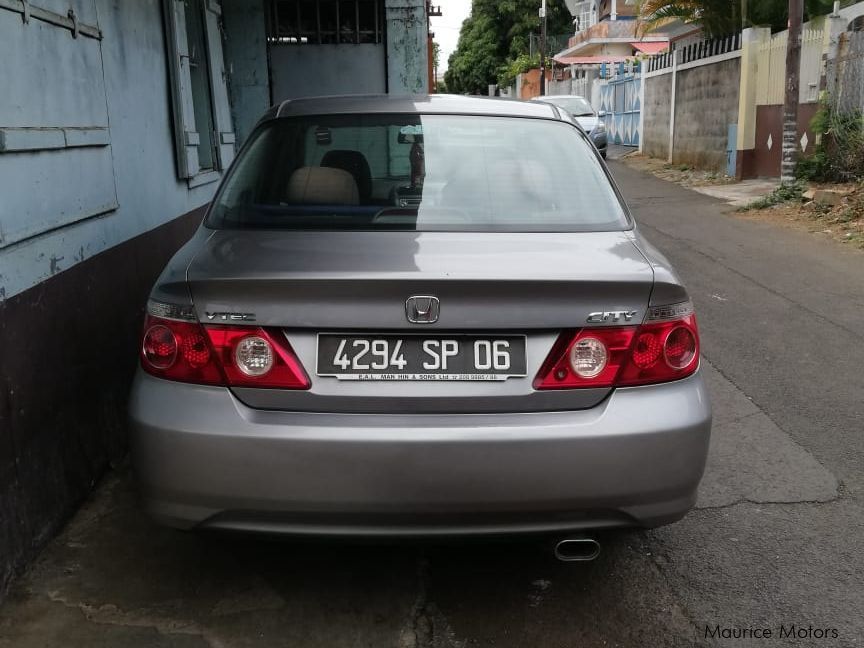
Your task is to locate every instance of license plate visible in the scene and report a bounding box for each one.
[316,334,527,381]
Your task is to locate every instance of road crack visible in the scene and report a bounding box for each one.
[44,590,227,648]
[695,493,844,512]
[399,554,464,648]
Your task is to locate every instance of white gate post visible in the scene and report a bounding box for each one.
[668,50,678,163]
[638,64,646,153]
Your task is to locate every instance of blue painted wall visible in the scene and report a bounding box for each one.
[0,0,229,302]
[0,0,430,599]
[223,0,271,145]
[0,0,431,303]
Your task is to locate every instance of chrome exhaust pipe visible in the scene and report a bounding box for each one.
[554,537,601,562]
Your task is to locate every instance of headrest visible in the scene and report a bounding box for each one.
[321,149,373,200]
[287,166,359,205]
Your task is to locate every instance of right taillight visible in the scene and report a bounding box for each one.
[615,313,699,386]
[534,301,700,390]
[140,306,309,390]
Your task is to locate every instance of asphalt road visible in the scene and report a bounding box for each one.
[2,160,862,648]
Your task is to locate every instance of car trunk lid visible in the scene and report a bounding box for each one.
[186,229,654,413]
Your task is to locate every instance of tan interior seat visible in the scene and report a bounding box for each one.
[287,166,359,206]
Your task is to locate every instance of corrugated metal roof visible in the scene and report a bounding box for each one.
[631,41,669,54]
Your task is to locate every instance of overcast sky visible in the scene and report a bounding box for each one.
[430,0,472,73]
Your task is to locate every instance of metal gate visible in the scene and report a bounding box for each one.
[598,64,641,146]
[265,0,387,102]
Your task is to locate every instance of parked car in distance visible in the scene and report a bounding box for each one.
[130,94,710,554]
[533,94,608,158]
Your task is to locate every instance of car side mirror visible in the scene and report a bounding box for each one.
[597,111,606,118]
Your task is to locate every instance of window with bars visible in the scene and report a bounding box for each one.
[266,0,383,44]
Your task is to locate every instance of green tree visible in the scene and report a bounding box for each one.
[638,0,843,36]
[444,0,572,95]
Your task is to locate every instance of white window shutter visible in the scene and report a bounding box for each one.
[204,1,236,170]
[163,0,201,179]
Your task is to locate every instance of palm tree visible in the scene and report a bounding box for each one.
[637,0,739,36]
[637,0,702,28]
[638,0,840,37]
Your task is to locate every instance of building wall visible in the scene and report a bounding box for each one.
[642,73,672,159]
[0,0,231,596]
[270,44,388,101]
[0,0,431,599]
[223,0,271,144]
[385,0,429,94]
[0,0,224,301]
[672,57,740,171]
[265,0,428,103]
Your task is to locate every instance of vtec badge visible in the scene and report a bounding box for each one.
[586,310,637,324]
[205,312,257,322]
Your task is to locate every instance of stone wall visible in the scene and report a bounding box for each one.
[642,73,673,160]
[641,55,740,171]
[672,57,740,171]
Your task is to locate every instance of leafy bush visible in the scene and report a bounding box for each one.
[497,53,541,89]
[797,100,864,182]
[739,181,806,211]
[795,149,831,181]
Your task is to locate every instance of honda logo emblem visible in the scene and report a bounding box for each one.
[405,295,440,324]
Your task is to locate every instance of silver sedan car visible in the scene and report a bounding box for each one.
[130,95,711,552]
[532,95,608,158]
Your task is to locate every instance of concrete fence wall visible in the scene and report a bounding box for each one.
[638,6,864,178]
[516,68,553,99]
[756,28,825,106]
[642,73,673,160]
[641,50,741,172]
[546,77,574,95]
[672,56,741,171]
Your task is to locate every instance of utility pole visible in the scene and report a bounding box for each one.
[539,0,547,96]
[427,3,442,93]
[781,0,803,184]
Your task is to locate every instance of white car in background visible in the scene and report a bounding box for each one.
[533,95,608,158]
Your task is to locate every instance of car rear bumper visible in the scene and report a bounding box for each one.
[129,369,711,536]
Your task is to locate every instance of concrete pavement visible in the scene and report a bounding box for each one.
[1,162,862,647]
[606,144,779,207]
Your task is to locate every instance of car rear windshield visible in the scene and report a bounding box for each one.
[206,113,629,232]
[543,97,594,116]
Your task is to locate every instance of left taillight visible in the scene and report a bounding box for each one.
[140,310,310,390]
[534,301,700,390]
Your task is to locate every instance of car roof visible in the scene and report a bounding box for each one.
[264,94,561,121]
[533,95,589,100]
